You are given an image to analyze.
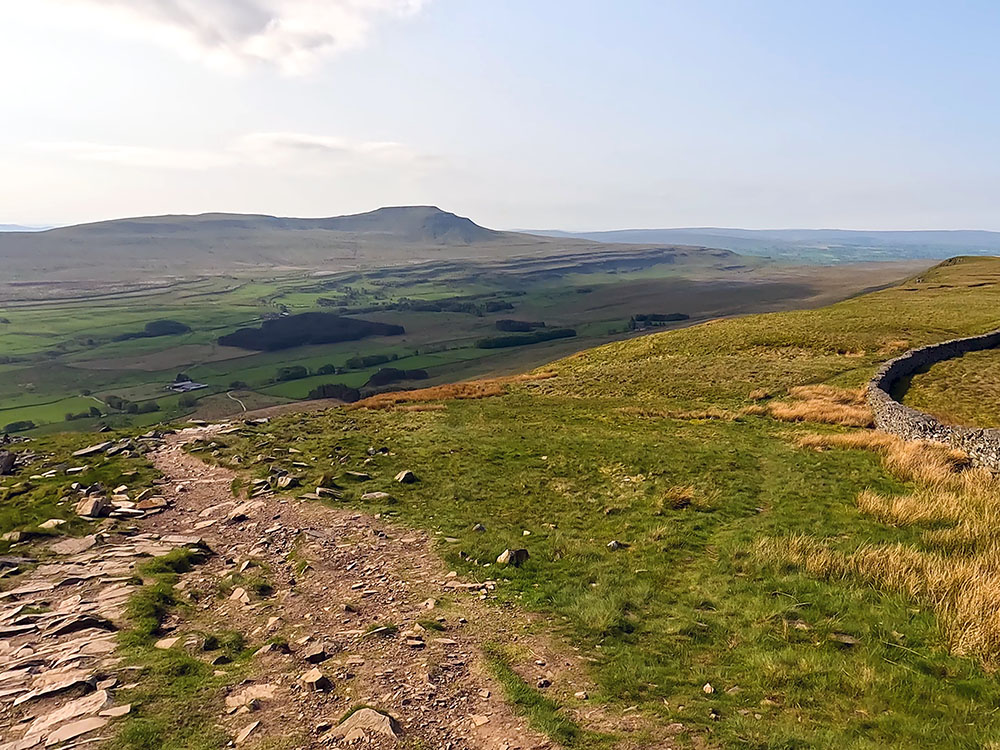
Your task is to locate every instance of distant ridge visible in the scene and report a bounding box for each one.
[0,206,737,285]
[531,227,1000,261]
[49,206,503,246]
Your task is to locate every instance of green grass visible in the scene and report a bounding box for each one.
[484,644,607,747]
[0,431,159,545]
[198,257,1000,749]
[111,548,252,750]
[902,347,1000,427]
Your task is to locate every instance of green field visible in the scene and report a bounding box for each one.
[190,256,1000,749]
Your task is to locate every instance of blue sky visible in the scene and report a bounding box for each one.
[2,0,999,229]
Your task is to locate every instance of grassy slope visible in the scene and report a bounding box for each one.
[903,348,1000,427]
[203,257,1000,749]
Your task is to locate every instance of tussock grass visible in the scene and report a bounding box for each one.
[796,431,970,484]
[766,425,1000,668]
[350,371,557,410]
[788,384,867,405]
[619,405,742,421]
[757,384,874,427]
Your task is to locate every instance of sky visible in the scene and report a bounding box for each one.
[2,0,1000,230]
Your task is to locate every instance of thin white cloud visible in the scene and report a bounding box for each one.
[46,0,430,73]
[34,132,438,171]
[235,132,427,165]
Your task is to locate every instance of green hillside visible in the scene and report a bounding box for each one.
[197,256,1000,749]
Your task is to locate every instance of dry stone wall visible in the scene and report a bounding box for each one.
[867,329,1000,470]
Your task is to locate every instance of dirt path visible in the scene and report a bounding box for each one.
[1,426,675,749]
[144,428,555,749]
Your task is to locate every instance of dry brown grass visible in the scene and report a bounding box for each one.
[760,423,1000,667]
[768,399,873,427]
[762,384,874,427]
[788,384,867,405]
[756,534,1000,668]
[350,372,557,410]
[796,431,970,484]
[619,406,743,421]
[748,388,772,401]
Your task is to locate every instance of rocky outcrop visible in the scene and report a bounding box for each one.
[867,328,1000,470]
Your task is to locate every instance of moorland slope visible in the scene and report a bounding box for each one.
[188,255,1000,749]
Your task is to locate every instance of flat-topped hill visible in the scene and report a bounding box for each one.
[0,206,739,285]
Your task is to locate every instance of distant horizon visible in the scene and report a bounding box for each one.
[5,206,1000,236]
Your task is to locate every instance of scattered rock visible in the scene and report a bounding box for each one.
[154,637,180,650]
[302,642,330,664]
[606,540,630,551]
[301,668,332,692]
[471,714,490,728]
[38,519,65,531]
[100,704,132,718]
[235,720,261,744]
[575,691,589,700]
[343,471,371,482]
[472,523,486,533]
[496,548,529,566]
[72,442,112,458]
[44,716,108,746]
[361,491,394,502]
[75,496,111,518]
[829,633,860,648]
[395,470,417,484]
[703,682,715,694]
[329,708,401,743]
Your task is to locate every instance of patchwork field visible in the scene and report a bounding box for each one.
[0,250,919,435]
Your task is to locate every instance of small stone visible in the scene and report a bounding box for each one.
[607,540,630,551]
[472,523,486,533]
[496,548,529,566]
[75,496,111,518]
[471,714,490,728]
[230,587,251,605]
[38,519,66,530]
[235,720,261,744]
[100,704,132,718]
[302,668,332,691]
[575,691,589,700]
[328,708,401,742]
[361,492,394,502]
[829,633,860,648]
[536,678,551,689]
[343,471,371,482]
[703,682,714,694]
[302,642,329,664]
[154,637,180,650]
[395,470,417,484]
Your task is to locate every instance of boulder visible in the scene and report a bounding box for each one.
[496,548,529,567]
[0,452,14,476]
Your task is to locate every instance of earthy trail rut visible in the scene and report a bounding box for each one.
[1,424,671,749]
[144,427,553,748]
